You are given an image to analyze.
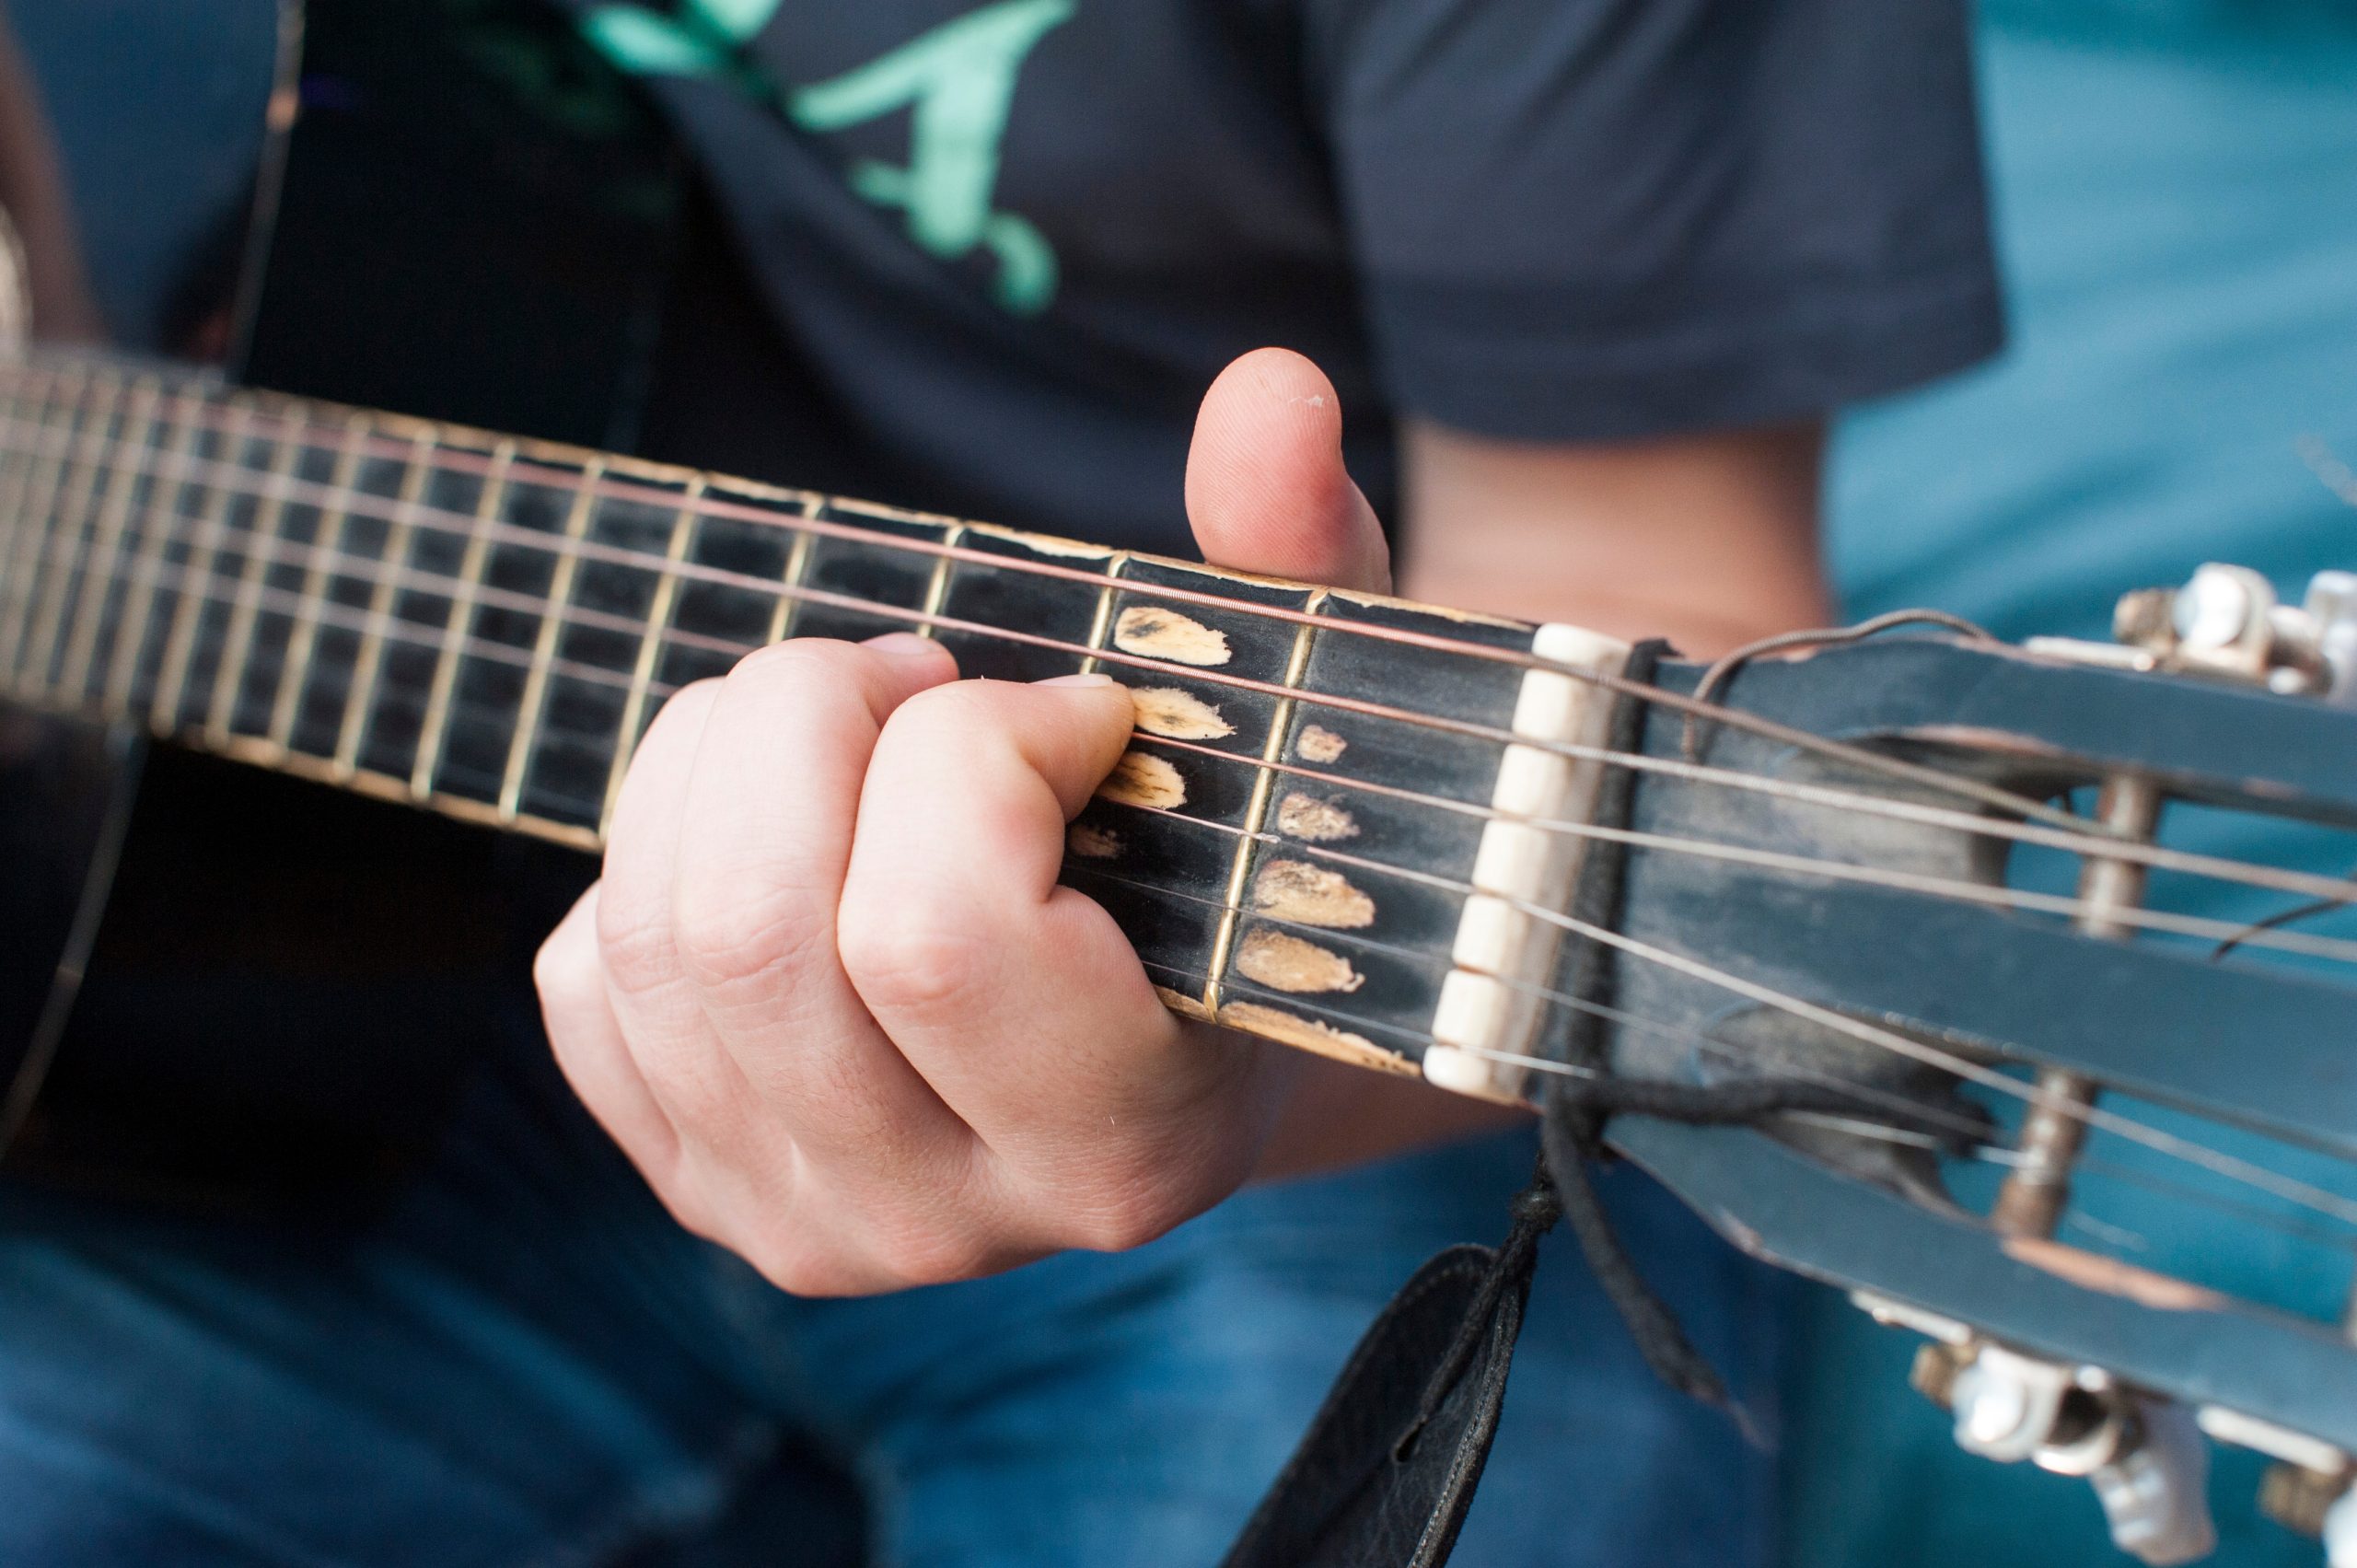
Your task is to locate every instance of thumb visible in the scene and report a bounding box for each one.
[1185,348,1391,593]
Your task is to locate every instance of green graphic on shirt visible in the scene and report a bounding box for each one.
[579,0,1075,314]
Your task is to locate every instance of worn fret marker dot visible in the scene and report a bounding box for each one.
[1098,749,1187,809]
[1129,685,1235,740]
[1275,792,1356,842]
[1218,1002,1412,1077]
[1295,725,1347,763]
[1252,859,1375,929]
[1066,823,1123,860]
[1237,928,1364,994]
[1113,606,1231,668]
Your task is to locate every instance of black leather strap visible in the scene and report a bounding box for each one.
[1221,1181,1557,1568]
[1222,642,1674,1568]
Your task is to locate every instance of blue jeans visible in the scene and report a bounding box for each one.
[0,1036,1785,1567]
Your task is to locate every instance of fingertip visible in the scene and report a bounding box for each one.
[1186,349,1390,592]
[1031,671,1139,739]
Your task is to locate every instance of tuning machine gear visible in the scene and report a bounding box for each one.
[2038,563,2357,703]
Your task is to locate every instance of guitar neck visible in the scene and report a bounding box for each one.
[0,347,1631,1098]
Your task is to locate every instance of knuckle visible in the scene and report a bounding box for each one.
[1056,1149,1209,1254]
[836,895,989,1016]
[670,874,834,998]
[868,1207,1001,1289]
[729,637,863,692]
[1074,1188,1188,1245]
[593,884,677,1000]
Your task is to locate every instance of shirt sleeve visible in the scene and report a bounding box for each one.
[1306,0,2004,442]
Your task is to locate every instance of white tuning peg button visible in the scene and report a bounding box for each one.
[2090,1401,2216,1567]
[2323,1484,2357,1568]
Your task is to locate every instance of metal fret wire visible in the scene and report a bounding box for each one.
[4,393,2338,919]
[3,450,2357,1231]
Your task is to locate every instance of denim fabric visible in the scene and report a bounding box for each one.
[0,1034,1786,1567]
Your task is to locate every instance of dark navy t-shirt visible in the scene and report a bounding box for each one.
[567,0,2003,557]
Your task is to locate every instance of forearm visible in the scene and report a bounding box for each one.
[1396,419,1830,655]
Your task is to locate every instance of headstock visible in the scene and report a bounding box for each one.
[1586,564,2357,1564]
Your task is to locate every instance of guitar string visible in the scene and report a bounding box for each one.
[6,390,2356,1196]
[8,520,2357,1231]
[6,463,2356,969]
[1811,1124,2357,1260]
[1155,939,2357,1265]
[6,406,2353,921]
[9,499,2357,964]
[1068,862,2014,1149]
[1103,799,2357,1225]
[1124,733,2357,962]
[1129,949,2357,1254]
[14,389,2357,1272]
[15,516,2357,1239]
[0,365,2125,841]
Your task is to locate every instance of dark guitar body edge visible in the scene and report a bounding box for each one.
[0,0,718,1212]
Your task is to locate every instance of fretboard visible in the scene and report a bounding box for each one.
[0,349,1628,1098]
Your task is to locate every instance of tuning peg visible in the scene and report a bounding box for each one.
[1930,1341,2215,1564]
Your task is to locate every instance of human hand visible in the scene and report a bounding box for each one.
[534,349,1393,1294]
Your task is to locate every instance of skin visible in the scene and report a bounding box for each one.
[535,347,1830,1295]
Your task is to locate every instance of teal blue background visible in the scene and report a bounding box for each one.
[1793,4,2357,1562]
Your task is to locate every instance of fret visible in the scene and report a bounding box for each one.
[599,476,705,827]
[200,425,308,744]
[513,472,699,829]
[932,523,1116,681]
[657,482,803,694]
[0,365,62,665]
[1078,552,1126,676]
[1205,595,1573,1078]
[422,449,594,804]
[101,388,208,713]
[8,371,119,693]
[270,427,409,762]
[1204,592,1327,1012]
[214,423,366,743]
[497,459,606,819]
[333,430,435,777]
[409,440,516,797]
[916,523,961,639]
[151,404,257,729]
[351,443,502,786]
[765,522,815,645]
[57,377,165,702]
[787,498,952,643]
[0,368,83,677]
[1059,561,1324,1019]
[266,417,373,750]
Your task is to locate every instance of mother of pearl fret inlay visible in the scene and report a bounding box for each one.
[1424,621,1631,1104]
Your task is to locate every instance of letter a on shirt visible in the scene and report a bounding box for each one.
[580,0,1074,312]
